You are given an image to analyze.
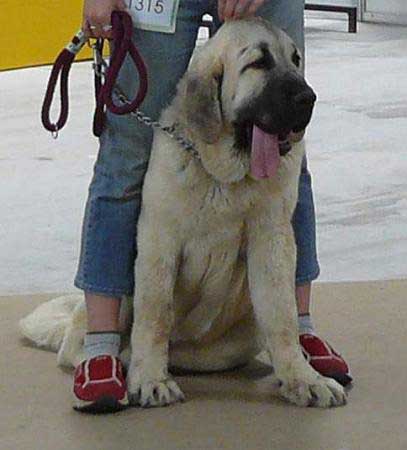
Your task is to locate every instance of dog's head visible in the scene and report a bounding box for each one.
[183,18,316,181]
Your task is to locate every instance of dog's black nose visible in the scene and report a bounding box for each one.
[293,90,317,107]
[282,74,317,107]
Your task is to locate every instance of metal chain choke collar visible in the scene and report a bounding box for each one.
[92,43,201,161]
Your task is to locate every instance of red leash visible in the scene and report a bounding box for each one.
[41,30,87,136]
[41,11,148,138]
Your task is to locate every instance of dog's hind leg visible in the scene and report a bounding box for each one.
[19,294,81,352]
[169,314,261,373]
[57,300,87,368]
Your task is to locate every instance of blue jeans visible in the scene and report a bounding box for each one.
[75,0,320,297]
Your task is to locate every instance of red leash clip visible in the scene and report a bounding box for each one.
[41,11,148,138]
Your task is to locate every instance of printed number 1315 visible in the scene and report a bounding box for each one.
[129,0,165,14]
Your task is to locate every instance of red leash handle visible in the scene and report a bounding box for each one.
[103,11,148,115]
[93,11,148,136]
[41,11,148,138]
[41,30,87,135]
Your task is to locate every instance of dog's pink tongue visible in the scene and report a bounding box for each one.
[250,125,280,179]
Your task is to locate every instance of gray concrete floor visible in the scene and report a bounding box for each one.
[1,17,407,294]
[3,280,407,450]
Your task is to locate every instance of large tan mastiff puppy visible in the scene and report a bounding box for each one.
[20,18,347,408]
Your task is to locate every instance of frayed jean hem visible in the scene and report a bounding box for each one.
[74,277,133,298]
[295,266,321,287]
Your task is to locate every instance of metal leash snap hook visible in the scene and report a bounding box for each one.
[52,126,59,140]
[91,39,106,79]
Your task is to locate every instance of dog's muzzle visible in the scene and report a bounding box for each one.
[234,71,317,150]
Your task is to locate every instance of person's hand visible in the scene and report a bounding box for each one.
[218,0,266,21]
[82,0,128,39]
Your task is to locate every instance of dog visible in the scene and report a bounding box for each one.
[20,18,346,408]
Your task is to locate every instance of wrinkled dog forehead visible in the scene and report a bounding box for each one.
[217,18,299,64]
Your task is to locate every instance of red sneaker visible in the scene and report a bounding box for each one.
[300,333,353,387]
[73,355,129,413]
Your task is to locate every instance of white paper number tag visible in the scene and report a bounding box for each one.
[126,0,180,34]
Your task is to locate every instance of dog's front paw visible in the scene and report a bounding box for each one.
[277,362,347,408]
[128,377,185,408]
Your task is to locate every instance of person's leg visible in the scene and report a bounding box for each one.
[293,158,320,319]
[86,294,121,332]
[75,0,207,327]
[73,0,208,411]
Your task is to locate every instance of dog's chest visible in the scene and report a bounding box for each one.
[172,207,250,341]
[175,181,262,297]
[180,222,246,285]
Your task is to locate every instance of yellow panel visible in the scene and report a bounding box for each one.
[0,0,93,71]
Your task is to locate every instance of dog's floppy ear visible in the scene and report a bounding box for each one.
[184,47,224,144]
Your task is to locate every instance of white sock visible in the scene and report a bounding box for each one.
[298,314,315,335]
[84,332,121,359]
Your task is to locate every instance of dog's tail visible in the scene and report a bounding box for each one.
[19,294,82,352]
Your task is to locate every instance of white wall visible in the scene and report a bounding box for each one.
[308,0,358,6]
[362,0,407,24]
[366,0,407,15]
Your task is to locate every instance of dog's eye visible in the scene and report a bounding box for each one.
[249,57,269,69]
[292,50,301,68]
[241,55,273,74]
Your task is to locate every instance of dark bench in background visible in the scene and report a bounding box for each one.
[305,3,358,33]
[201,3,358,37]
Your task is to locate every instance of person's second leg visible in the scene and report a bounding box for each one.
[295,171,352,384]
[210,0,318,318]
[252,0,321,311]
[211,0,352,385]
